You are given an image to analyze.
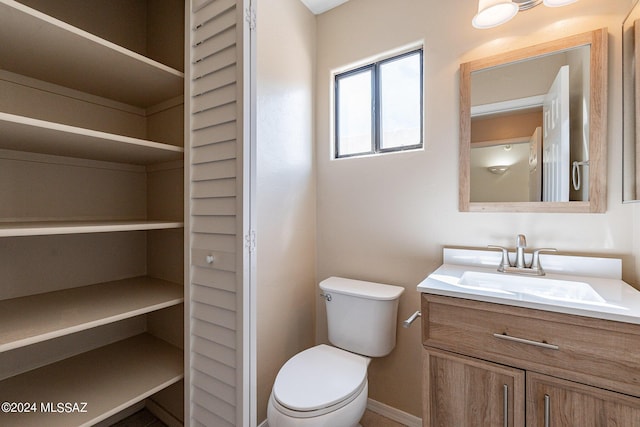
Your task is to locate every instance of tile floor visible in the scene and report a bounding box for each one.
[111,409,167,427]
[361,409,409,427]
[113,408,409,427]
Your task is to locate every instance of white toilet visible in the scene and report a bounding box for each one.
[267,276,404,427]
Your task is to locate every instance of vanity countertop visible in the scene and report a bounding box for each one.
[417,248,640,325]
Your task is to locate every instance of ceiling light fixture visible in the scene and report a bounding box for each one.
[472,0,578,29]
[472,0,518,29]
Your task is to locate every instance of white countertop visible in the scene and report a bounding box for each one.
[417,249,640,325]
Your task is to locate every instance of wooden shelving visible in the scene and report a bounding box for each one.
[0,112,184,165]
[0,334,183,427]
[0,277,183,352]
[0,0,183,108]
[0,220,184,237]
[0,0,186,422]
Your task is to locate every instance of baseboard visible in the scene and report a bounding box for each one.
[367,398,422,427]
[258,399,422,427]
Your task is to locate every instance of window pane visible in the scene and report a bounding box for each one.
[379,52,422,150]
[337,69,373,156]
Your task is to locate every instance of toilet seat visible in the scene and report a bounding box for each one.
[272,344,369,418]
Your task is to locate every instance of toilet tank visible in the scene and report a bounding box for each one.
[319,277,404,357]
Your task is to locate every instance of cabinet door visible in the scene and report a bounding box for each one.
[527,372,640,426]
[187,0,256,426]
[423,348,525,427]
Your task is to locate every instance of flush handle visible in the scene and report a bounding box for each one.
[403,311,421,328]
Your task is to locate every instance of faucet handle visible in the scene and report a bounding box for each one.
[516,234,527,248]
[488,245,512,271]
[530,248,557,274]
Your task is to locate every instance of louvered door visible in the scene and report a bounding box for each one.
[186,0,255,426]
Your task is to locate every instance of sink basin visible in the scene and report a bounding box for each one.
[457,271,606,304]
[418,249,639,324]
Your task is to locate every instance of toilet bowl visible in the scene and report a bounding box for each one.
[267,344,369,427]
[267,277,404,427]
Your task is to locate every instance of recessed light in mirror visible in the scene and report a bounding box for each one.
[488,165,510,174]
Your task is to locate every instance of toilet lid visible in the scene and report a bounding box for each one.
[272,344,369,412]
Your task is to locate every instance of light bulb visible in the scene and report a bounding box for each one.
[542,0,578,7]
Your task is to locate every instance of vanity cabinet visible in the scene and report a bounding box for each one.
[527,372,640,426]
[423,348,525,427]
[0,0,185,425]
[421,294,640,426]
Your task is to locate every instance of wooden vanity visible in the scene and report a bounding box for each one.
[417,248,640,426]
[421,293,640,426]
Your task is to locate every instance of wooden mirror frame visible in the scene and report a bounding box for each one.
[459,28,608,213]
[623,2,640,202]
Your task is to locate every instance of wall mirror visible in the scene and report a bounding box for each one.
[623,1,640,202]
[459,28,608,213]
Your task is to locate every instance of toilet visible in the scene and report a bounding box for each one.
[267,277,404,427]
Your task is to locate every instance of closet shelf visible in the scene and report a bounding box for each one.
[0,220,184,237]
[0,277,183,353]
[0,334,183,427]
[0,0,184,108]
[0,112,184,165]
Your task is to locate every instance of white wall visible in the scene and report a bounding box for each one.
[256,0,317,423]
[315,0,635,417]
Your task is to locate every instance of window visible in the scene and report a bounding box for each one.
[334,48,423,158]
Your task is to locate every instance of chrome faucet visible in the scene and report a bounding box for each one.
[489,234,557,276]
[515,234,527,269]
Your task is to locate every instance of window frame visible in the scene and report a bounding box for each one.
[334,48,424,159]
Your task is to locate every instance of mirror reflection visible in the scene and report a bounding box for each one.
[470,46,591,203]
[459,28,607,213]
[623,0,640,202]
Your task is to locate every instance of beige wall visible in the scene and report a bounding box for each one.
[315,0,635,418]
[256,0,317,423]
